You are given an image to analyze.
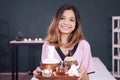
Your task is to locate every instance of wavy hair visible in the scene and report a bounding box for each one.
[45,4,84,48]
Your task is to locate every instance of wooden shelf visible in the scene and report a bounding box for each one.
[112,16,120,78]
[114,28,120,32]
[114,56,120,60]
[10,40,44,44]
[113,72,120,78]
[113,44,120,47]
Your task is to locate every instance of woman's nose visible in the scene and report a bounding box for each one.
[64,19,69,24]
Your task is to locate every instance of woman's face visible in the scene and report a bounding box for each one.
[58,10,76,35]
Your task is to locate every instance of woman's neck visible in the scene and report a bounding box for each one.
[61,34,69,45]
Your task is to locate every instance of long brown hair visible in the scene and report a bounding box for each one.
[46,4,84,48]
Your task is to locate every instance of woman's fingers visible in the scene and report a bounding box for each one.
[79,66,85,74]
[33,66,41,77]
[77,75,82,80]
[77,66,86,80]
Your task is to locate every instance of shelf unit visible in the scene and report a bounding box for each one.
[112,16,120,78]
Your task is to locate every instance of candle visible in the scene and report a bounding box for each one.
[41,69,52,77]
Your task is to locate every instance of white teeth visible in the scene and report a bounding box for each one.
[62,26,69,29]
[63,27,68,29]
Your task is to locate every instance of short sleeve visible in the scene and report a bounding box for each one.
[80,40,94,74]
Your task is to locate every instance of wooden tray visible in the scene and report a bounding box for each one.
[36,72,78,80]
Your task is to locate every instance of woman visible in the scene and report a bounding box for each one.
[32,4,94,80]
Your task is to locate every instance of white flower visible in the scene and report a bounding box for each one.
[66,64,80,77]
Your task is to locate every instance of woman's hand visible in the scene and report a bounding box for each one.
[33,66,41,77]
[77,66,89,80]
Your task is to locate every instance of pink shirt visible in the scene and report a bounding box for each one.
[41,40,94,74]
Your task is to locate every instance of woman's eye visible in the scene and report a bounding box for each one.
[60,17,64,20]
[70,19,75,22]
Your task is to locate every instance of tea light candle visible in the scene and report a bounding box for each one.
[35,38,38,41]
[44,69,50,73]
[41,69,52,77]
[24,38,27,41]
[28,38,31,41]
[39,38,42,41]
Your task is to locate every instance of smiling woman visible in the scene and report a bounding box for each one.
[32,3,95,80]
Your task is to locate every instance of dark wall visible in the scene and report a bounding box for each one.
[0,0,120,72]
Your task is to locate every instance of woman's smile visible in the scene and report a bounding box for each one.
[61,24,71,30]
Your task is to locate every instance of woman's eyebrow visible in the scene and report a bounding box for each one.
[70,17,75,19]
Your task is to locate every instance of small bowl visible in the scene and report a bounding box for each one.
[41,63,61,71]
[41,69,52,77]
